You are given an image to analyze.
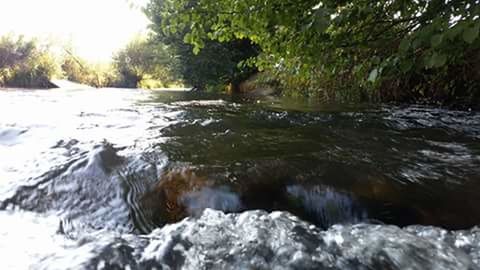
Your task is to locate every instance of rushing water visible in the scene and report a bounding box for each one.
[1,88,480,269]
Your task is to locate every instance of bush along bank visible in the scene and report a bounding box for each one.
[0,35,58,89]
[145,0,480,108]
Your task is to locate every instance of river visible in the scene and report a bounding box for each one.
[1,88,479,269]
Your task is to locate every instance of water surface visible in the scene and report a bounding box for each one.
[1,88,479,268]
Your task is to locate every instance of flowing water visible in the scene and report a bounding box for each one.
[1,88,480,269]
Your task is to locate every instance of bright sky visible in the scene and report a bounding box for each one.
[0,0,150,62]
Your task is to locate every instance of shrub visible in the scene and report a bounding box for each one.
[0,35,58,88]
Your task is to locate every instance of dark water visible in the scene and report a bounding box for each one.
[145,91,480,230]
[1,88,480,269]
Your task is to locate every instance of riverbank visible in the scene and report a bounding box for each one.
[234,71,480,111]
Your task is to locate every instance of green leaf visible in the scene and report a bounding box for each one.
[432,53,447,67]
[368,68,379,82]
[412,37,423,49]
[431,34,443,48]
[400,59,413,73]
[183,33,192,44]
[425,53,447,68]
[463,24,480,44]
[193,46,200,55]
[399,38,410,52]
[313,8,330,33]
[446,22,466,40]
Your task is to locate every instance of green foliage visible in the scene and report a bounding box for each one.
[61,52,104,87]
[147,0,480,104]
[0,35,59,88]
[0,34,181,90]
[164,38,257,91]
[113,37,179,88]
[59,39,179,89]
[145,0,259,91]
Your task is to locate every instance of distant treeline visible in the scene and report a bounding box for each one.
[144,0,480,106]
[0,35,181,89]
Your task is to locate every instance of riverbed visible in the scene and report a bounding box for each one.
[1,88,479,269]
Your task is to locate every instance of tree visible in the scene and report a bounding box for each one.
[146,0,480,103]
[0,35,58,88]
[113,37,178,88]
[60,49,99,86]
[145,0,259,91]
[161,37,258,91]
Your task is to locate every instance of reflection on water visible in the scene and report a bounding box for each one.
[1,88,480,268]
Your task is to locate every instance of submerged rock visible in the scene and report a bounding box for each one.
[139,166,368,229]
[141,168,214,224]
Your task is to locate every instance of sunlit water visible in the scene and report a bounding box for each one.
[1,88,480,269]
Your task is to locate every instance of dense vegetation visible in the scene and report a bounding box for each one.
[146,2,259,92]
[3,1,479,105]
[60,49,116,88]
[0,35,57,88]
[146,0,480,105]
[0,35,180,89]
[113,37,179,89]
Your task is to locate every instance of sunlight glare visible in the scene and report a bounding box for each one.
[0,0,150,62]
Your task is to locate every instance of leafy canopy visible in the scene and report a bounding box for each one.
[146,0,259,91]
[147,0,480,98]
